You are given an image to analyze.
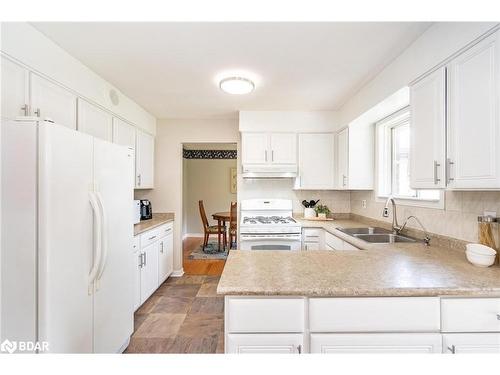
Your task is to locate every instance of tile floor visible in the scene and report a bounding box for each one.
[125,274,224,353]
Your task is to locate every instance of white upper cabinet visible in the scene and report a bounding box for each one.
[1,57,29,119]
[241,132,297,165]
[410,67,446,189]
[30,73,77,129]
[112,117,136,149]
[241,133,269,164]
[336,128,349,189]
[269,133,297,164]
[447,31,500,190]
[296,133,335,189]
[77,99,112,141]
[135,129,154,189]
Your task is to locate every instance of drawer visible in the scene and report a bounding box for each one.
[441,298,500,332]
[325,231,344,250]
[157,222,173,239]
[309,297,440,332]
[133,236,140,253]
[226,297,305,333]
[303,228,323,242]
[140,227,162,248]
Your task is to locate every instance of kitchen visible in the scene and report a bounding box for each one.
[1,11,500,371]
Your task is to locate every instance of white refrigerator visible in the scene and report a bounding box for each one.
[1,118,135,353]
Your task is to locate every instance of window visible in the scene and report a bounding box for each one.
[377,107,441,204]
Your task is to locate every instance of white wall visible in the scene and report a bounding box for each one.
[136,118,239,274]
[1,22,156,134]
[184,157,237,235]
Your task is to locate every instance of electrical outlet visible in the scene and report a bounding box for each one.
[361,200,367,209]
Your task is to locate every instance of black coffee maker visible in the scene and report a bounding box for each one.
[140,200,153,220]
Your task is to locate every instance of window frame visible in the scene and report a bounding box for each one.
[375,106,444,209]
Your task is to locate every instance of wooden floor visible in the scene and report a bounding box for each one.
[182,236,226,276]
[125,237,226,354]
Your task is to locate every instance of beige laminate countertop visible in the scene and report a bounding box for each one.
[217,218,500,297]
[134,213,174,236]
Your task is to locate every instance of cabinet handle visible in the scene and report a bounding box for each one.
[446,158,454,184]
[497,313,500,320]
[297,345,302,354]
[21,104,29,116]
[433,160,441,185]
[137,174,142,186]
[33,108,41,117]
[138,253,143,268]
[143,252,147,266]
[342,174,347,187]
[160,242,164,253]
[447,345,456,354]
[265,150,268,162]
[149,235,156,240]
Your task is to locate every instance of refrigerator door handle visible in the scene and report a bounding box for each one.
[88,192,103,295]
[95,192,108,289]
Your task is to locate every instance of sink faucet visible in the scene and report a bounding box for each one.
[382,196,431,246]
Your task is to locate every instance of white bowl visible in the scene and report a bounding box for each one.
[465,244,497,267]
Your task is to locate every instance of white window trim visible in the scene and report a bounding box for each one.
[375,106,445,210]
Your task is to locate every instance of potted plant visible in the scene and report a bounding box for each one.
[315,204,331,219]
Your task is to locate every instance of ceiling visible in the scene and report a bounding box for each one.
[32,22,431,119]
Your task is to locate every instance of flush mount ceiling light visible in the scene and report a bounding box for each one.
[219,76,255,95]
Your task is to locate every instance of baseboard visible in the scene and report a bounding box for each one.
[171,268,184,277]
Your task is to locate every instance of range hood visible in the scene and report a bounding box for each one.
[241,164,297,179]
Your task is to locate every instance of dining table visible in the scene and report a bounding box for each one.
[212,211,230,251]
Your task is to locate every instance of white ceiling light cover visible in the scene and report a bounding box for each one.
[219,76,255,95]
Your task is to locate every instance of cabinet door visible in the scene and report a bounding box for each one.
[1,57,29,119]
[135,129,154,188]
[337,128,349,189]
[241,133,269,164]
[311,333,442,353]
[410,67,446,189]
[133,241,141,311]
[158,231,174,285]
[140,242,159,304]
[270,133,296,164]
[113,117,136,148]
[297,133,335,189]
[226,334,304,354]
[77,99,112,141]
[443,333,500,353]
[447,32,500,189]
[30,73,77,129]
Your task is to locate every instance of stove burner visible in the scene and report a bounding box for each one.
[243,216,297,225]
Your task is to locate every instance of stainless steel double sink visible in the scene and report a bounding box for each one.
[336,227,416,244]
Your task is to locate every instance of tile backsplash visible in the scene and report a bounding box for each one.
[350,190,500,244]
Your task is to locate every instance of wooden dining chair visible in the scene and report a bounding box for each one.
[199,200,226,250]
[228,201,237,249]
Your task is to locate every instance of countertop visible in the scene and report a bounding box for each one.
[134,213,174,236]
[217,218,500,297]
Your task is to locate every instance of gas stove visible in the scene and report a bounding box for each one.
[242,216,298,225]
[239,199,302,235]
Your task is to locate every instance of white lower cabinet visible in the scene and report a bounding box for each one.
[139,242,159,304]
[158,225,174,284]
[325,231,359,251]
[227,334,304,354]
[311,333,442,353]
[442,333,500,353]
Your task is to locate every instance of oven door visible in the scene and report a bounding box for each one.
[239,233,302,251]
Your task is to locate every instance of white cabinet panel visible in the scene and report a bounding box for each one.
[441,297,500,332]
[133,238,141,312]
[336,128,348,189]
[309,297,440,332]
[410,67,446,189]
[447,31,500,189]
[227,334,304,354]
[113,117,136,149]
[443,333,500,353]
[226,297,305,333]
[140,242,159,304]
[241,133,268,164]
[77,99,112,141]
[270,133,296,164]
[30,73,77,129]
[135,129,154,189]
[158,227,173,285]
[1,57,29,119]
[297,133,335,189]
[311,333,442,353]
